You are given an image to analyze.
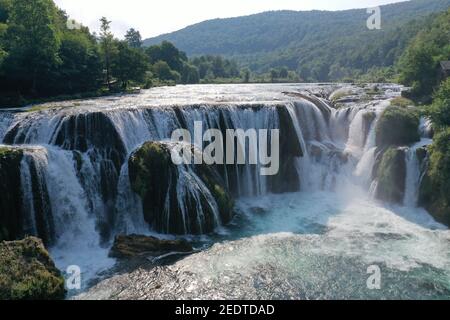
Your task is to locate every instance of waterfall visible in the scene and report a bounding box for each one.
[403,139,432,207]
[19,146,100,246]
[0,112,14,142]
[1,84,431,274]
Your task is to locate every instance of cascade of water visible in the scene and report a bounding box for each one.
[403,139,433,207]
[114,162,148,234]
[1,85,426,246]
[20,146,100,245]
[0,112,14,142]
[419,117,433,139]
[19,145,114,280]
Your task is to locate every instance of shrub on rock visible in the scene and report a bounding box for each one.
[419,128,450,226]
[0,237,66,300]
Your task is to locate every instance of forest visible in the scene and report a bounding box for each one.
[0,0,249,107]
[145,0,450,82]
[1,0,448,108]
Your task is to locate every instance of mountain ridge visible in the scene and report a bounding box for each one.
[143,0,450,80]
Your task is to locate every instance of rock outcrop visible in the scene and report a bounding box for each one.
[0,237,66,300]
[376,106,420,147]
[375,147,406,204]
[110,234,193,259]
[128,141,234,235]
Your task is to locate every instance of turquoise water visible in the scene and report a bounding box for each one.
[180,191,450,299]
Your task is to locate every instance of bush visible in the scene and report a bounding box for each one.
[376,106,420,147]
[419,128,450,225]
[390,97,414,108]
[427,78,450,129]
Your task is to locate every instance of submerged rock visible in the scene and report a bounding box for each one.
[110,234,193,259]
[0,147,23,241]
[375,147,406,204]
[0,237,66,300]
[128,141,234,235]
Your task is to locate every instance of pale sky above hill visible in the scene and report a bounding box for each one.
[54,0,407,38]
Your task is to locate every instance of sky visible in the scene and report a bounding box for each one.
[54,0,408,39]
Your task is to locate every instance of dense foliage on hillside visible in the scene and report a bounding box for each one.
[394,8,450,224]
[398,9,450,100]
[145,0,450,81]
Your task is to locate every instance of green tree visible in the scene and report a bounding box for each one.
[112,41,148,88]
[279,67,289,79]
[152,60,180,82]
[4,0,61,95]
[124,28,142,49]
[146,41,187,74]
[55,28,102,93]
[242,68,250,83]
[398,9,450,100]
[181,63,199,84]
[270,69,278,82]
[0,0,11,23]
[99,17,116,90]
[428,78,450,129]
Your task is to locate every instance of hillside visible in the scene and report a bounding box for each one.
[144,0,450,81]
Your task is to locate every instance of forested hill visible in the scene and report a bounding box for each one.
[144,0,450,81]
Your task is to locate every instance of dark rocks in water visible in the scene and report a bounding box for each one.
[54,112,126,162]
[0,147,56,245]
[128,141,234,235]
[376,107,420,148]
[362,111,376,144]
[269,106,303,193]
[277,106,303,158]
[54,112,127,240]
[0,237,66,300]
[308,143,348,165]
[110,234,193,259]
[375,147,406,204]
[249,206,269,215]
[0,147,23,242]
[26,155,55,246]
[415,146,428,168]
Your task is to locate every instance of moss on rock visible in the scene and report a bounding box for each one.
[418,129,450,226]
[0,237,66,300]
[376,106,420,147]
[375,147,407,204]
